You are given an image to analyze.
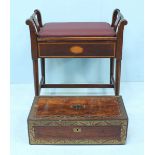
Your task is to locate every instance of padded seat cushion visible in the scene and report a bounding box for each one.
[38,22,116,37]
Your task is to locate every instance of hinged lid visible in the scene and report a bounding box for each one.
[28,96,127,121]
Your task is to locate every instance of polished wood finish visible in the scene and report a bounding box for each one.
[37,36,117,42]
[40,58,45,84]
[28,96,128,144]
[38,42,115,58]
[26,9,127,96]
[34,126,121,140]
[33,59,39,96]
[34,9,43,27]
[26,10,128,145]
[41,84,114,88]
[110,58,114,84]
[115,59,121,95]
[36,96,120,117]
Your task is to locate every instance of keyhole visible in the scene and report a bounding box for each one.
[73,127,81,132]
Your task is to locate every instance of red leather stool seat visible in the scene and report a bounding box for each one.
[38,22,116,37]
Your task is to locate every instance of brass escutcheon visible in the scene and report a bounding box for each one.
[73,127,82,133]
[70,46,84,54]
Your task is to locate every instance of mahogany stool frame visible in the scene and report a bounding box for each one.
[26,9,127,96]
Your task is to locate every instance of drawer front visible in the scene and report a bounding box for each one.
[38,42,116,58]
[33,126,121,141]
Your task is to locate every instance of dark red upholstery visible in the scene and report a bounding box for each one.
[38,22,116,37]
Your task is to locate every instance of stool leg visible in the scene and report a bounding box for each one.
[115,59,121,96]
[110,58,114,84]
[40,58,45,84]
[33,59,39,96]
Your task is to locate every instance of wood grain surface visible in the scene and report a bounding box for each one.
[28,96,128,144]
[35,96,120,117]
[34,126,121,140]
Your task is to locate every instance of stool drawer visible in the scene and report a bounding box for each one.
[38,42,116,58]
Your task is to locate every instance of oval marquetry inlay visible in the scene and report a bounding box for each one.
[70,46,84,54]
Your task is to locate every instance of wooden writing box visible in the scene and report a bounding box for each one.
[28,96,128,144]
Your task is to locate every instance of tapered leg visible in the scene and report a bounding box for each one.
[33,59,39,96]
[40,58,45,84]
[115,59,121,96]
[110,58,114,84]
